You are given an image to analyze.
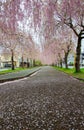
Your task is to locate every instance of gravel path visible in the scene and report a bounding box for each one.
[0,66,84,130]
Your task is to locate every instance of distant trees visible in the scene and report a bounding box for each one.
[59,29,75,69]
[0,27,39,69]
[0,29,19,70]
[42,27,75,68]
[42,37,64,66]
[63,40,74,69]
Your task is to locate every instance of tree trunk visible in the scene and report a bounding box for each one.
[11,49,14,70]
[75,36,81,72]
[27,58,29,68]
[33,59,35,67]
[65,53,68,69]
[60,60,62,68]
[21,56,24,68]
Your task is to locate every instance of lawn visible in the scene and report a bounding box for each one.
[0,67,29,75]
[54,66,84,80]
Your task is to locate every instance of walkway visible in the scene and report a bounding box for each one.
[0,66,84,130]
[0,67,41,82]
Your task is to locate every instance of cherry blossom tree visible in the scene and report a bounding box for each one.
[0,30,19,70]
[59,28,75,69]
[62,39,74,69]
[42,37,64,66]
[1,0,82,70]
[16,32,39,68]
[55,0,84,72]
[0,0,41,68]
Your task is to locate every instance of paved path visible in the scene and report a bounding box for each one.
[0,67,41,82]
[0,66,84,130]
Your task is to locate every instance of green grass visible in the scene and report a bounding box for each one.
[53,66,84,80]
[0,67,30,75]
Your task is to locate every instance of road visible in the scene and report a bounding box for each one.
[0,66,84,130]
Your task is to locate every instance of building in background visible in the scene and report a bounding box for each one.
[0,53,19,68]
[80,52,84,66]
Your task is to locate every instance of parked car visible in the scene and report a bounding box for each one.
[4,64,12,68]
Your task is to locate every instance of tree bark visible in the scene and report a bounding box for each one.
[11,49,14,70]
[75,36,81,72]
[60,60,62,68]
[27,58,29,68]
[21,56,24,68]
[65,53,68,69]
[33,59,35,67]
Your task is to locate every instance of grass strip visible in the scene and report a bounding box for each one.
[0,67,31,75]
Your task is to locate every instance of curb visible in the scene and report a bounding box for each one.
[75,77,84,82]
[0,68,41,83]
